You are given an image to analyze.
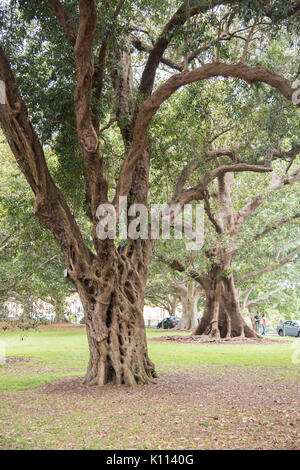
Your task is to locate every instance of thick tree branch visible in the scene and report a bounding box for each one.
[170,159,201,204]
[239,286,253,313]
[205,148,238,161]
[73,0,108,221]
[74,0,98,152]
[203,190,223,234]
[110,41,135,145]
[139,0,300,95]
[270,144,300,163]
[92,0,127,122]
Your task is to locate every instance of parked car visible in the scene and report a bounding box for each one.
[157,316,180,329]
[277,320,300,337]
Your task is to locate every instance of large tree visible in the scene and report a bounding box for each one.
[0,0,299,384]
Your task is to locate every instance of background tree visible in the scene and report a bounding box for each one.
[157,159,300,337]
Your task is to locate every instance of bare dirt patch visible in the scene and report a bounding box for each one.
[39,323,85,330]
[36,368,298,405]
[0,322,85,332]
[150,335,289,345]
[1,357,39,364]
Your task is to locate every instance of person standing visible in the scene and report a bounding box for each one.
[262,314,267,335]
[254,312,261,333]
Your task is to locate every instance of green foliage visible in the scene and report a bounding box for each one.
[0,136,71,310]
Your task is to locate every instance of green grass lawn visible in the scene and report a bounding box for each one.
[0,328,298,392]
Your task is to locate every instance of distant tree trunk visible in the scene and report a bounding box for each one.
[53,300,68,323]
[53,310,63,323]
[167,294,179,317]
[251,316,257,332]
[194,265,259,339]
[178,296,199,330]
[192,173,261,339]
[172,281,201,330]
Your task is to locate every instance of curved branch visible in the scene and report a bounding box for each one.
[177,163,271,207]
[139,0,300,95]
[170,159,201,203]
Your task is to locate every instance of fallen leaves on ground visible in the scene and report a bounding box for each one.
[0,365,299,450]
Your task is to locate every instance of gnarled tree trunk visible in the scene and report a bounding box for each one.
[76,241,156,386]
[193,173,261,339]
